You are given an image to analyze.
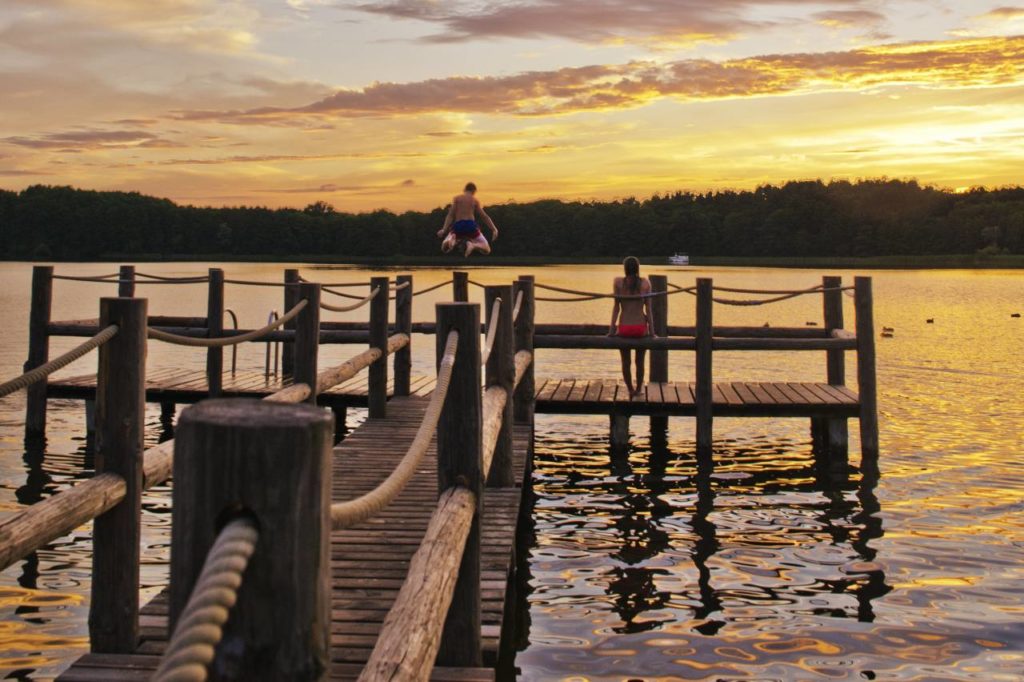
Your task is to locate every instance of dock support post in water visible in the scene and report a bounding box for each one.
[89,296,147,653]
[394,274,413,396]
[610,412,630,452]
[368,276,390,418]
[513,275,536,423]
[695,278,714,461]
[452,271,469,302]
[435,302,483,667]
[485,285,515,487]
[205,268,225,397]
[815,275,849,471]
[118,264,135,297]
[854,277,879,461]
[24,265,53,439]
[282,268,300,376]
[649,274,669,441]
[295,282,321,406]
[171,399,333,680]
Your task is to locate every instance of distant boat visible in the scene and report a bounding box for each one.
[668,253,690,265]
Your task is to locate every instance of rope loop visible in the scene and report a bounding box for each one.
[320,287,381,313]
[329,330,460,529]
[153,517,259,682]
[410,280,449,297]
[1,325,119,399]
[148,300,307,347]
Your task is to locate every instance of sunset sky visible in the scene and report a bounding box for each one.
[2,1,1023,211]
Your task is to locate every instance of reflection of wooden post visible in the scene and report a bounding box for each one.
[282,268,300,376]
[394,274,413,396]
[649,274,669,436]
[295,282,321,405]
[435,302,482,667]
[171,399,332,680]
[369,276,390,418]
[485,285,514,487]
[25,265,53,438]
[118,264,135,297]
[205,268,224,397]
[855,277,879,460]
[513,276,535,424]
[610,413,629,451]
[90,297,146,653]
[820,275,849,463]
[695,278,713,459]
[452,271,469,302]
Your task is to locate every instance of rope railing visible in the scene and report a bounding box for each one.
[53,275,209,284]
[512,291,524,322]
[410,280,449,297]
[320,287,380,313]
[330,330,458,530]
[148,300,307,347]
[152,516,259,682]
[480,297,502,366]
[533,282,696,301]
[467,279,486,289]
[392,281,411,291]
[136,272,212,283]
[0,325,118,399]
[322,286,371,301]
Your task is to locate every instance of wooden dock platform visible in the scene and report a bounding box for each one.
[56,396,530,681]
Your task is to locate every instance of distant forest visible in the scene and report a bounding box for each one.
[1,180,1023,260]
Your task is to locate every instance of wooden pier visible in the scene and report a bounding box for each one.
[0,265,880,681]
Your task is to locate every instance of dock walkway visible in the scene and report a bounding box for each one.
[56,396,530,681]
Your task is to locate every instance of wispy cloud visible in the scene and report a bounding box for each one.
[175,36,1024,123]
[4,129,173,149]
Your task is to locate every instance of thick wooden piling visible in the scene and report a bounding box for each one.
[205,268,225,397]
[820,275,849,463]
[118,265,135,297]
[649,274,669,435]
[394,274,413,396]
[610,413,630,451]
[24,265,53,438]
[171,399,333,681]
[452,271,469,303]
[513,276,535,425]
[295,282,321,405]
[695,278,714,459]
[282,268,300,376]
[854,277,879,460]
[368,276,390,418]
[485,285,514,487]
[435,302,483,667]
[89,297,147,653]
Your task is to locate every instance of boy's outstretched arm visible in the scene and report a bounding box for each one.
[477,203,499,241]
[437,201,455,237]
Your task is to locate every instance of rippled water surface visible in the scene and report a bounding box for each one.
[0,262,1022,680]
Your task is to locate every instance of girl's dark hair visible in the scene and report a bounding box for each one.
[623,256,640,294]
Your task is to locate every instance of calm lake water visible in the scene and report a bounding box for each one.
[0,262,1022,681]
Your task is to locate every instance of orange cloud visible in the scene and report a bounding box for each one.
[175,35,1024,123]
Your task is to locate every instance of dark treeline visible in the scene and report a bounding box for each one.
[2,179,1023,260]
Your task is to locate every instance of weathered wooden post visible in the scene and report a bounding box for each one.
[118,264,135,297]
[24,265,53,438]
[854,277,879,461]
[171,399,333,680]
[819,275,849,463]
[485,285,514,487]
[394,274,413,396]
[89,297,147,653]
[452,271,469,302]
[282,268,300,376]
[295,282,321,405]
[513,275,535,425]
[695,278,714,460]
[368,276,390,418]
[609,413,630,452]
[649,274,669,437]
[206,268,225,397]
[435,302,483,667]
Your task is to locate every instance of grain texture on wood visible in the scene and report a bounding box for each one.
[295,282,322,405]
[695,278,714,458]
[90,297,147,653]
[369,277,390,418]
[282,268,300,376]
[25,265,53,436]
[855,276,879,460]
[171,399,333,681]
[205,268,225,397]
[394,274,413,396]
[484,286,514,487]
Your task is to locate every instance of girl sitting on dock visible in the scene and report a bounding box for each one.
[608,256,653,398]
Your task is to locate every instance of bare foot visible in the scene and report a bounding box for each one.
[464,241,475,257]
[632,384,644,399]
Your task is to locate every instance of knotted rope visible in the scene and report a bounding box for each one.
[330,330,459,530]
[320,287,380,313]
[480,297,502,366]
[148,300,307,347]
[0,325,118,399]
[152,517,259,682]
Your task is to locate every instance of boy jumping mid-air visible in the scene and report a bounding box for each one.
[437,182,500,256]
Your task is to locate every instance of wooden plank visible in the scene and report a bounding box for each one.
[551,379,575,402]
[710,383,726,406]
[747,382,777,405]
[718,383,744,406]
[567,380,589,404]
[582,380,603,403]
[760,382,791,404]
[535,379,559,402]
[787,382,825,405]
[731,382,759,405]
[799,382,842,405]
